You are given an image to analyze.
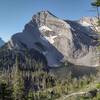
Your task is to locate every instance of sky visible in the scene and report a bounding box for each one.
[0,0,96,42]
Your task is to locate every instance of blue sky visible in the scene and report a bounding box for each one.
[0,0,96,41]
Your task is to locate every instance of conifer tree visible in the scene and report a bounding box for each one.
[91,0,100,20]
[13,55,25,100]
[0,81,13,100]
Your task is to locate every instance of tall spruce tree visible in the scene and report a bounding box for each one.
[13,55,25,100]
[91,0,100,20]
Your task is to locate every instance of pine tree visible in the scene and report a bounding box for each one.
[13,55,25,100]
[0,81,13,100]
[28,90,32,100]
[91,0,100,20]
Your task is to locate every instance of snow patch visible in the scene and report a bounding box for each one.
[39,26,52,32]
[40,35,57,44]
[81,21,91,27]
[45,35,57,44]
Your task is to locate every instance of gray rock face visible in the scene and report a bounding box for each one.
[0,38,5,47]
[8,11,99,67]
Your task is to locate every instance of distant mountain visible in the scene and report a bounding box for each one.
[79,17,100,32]
[0,38,5,47]
[1,11,100,68]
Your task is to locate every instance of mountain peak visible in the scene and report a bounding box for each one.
[36,10,56,16]
[37,10,52,14]
[32,10,57,21]
[7,11,99,67]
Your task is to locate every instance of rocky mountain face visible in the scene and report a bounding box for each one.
[0,38,4,47]
[4,11,100,67]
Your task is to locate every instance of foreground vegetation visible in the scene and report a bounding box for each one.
[0,55,99,100]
